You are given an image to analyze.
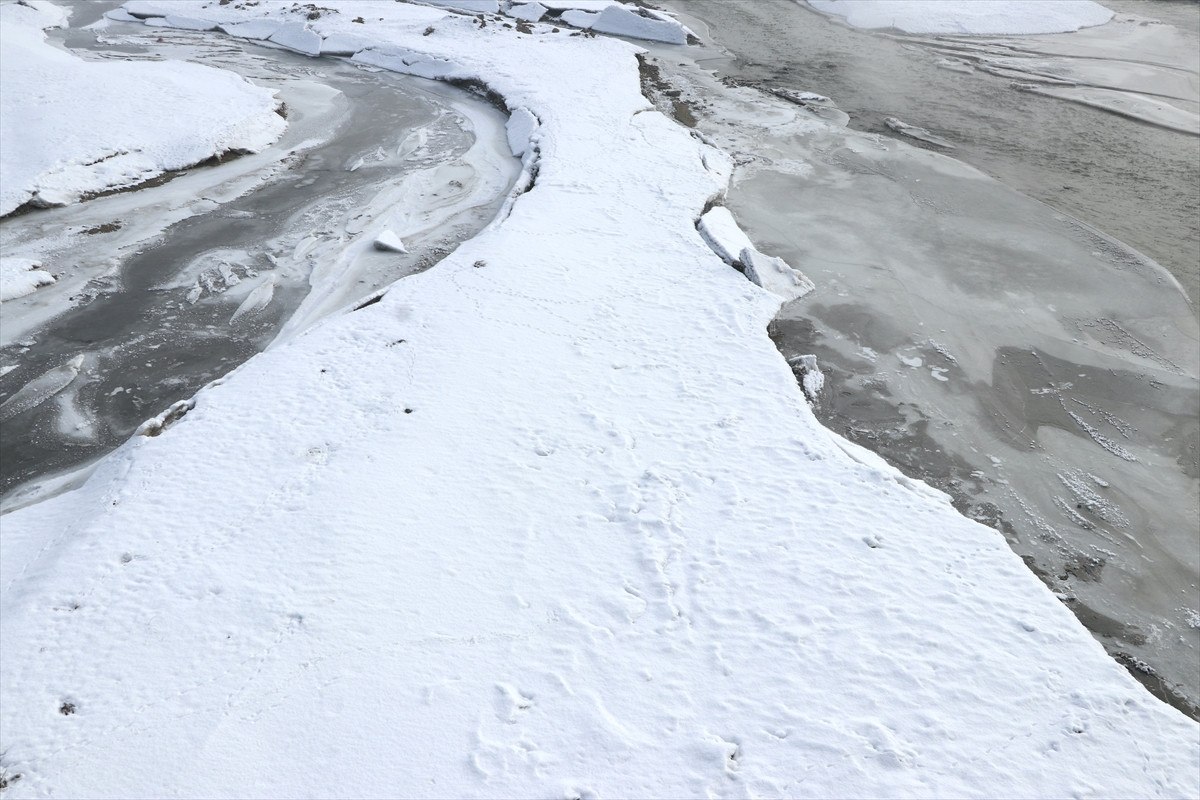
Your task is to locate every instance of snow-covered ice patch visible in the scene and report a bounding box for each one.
[0,256,55,302]
[509,2,548,23]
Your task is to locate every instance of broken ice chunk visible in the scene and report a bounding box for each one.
[739,247,815,301]
[373,230,408,253]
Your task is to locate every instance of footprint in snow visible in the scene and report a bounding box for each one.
[494,683,534,724]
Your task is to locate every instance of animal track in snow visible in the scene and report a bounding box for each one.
[494,683,534,724]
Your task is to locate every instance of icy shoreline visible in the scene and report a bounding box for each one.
[1,1,1197,797]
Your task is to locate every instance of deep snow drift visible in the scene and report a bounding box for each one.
[807,0,1115,35]
[0,1,1196,797]
[0,0,284,216]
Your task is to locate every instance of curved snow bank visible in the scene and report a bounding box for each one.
[0,1,1195,797]
[807,0,1115,35]
[0,1,285,215]
[0,256,54,302]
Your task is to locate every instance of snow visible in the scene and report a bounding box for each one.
[219,19,282,40]
[0,0,285,216]
[539,2,692,43]
[589,4,691,45]
[539,0,612,10]
[509,2,548,23]
[505,106,539,157]
[159,15,220,31]
[268,21,322,56]
[0,256,55,302]
[560,8,599,28]
[0,0,1196,797]
[697,205,754,264]
[423,0,501,12]
[807,0,1115,35]
[372,229,408,252]
[697,207,814,301]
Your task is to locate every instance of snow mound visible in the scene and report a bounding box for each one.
[0,2,285,216]
[807,0,1115,35]
[0,256,55,302]
[509,2,548,23]
[372,230,408,253]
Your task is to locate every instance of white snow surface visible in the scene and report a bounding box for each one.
[0,256,55,302]
[0,0,286,216]
[372,229,408,253]
[588,3,691,44]
[0,1,1196,797]
[807,0,1115,35]
[509,2,548,23]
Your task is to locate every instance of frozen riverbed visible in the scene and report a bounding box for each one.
[657,0,1199,715]
[0,9,517,501]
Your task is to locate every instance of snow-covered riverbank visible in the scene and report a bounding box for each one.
[1,1,1197,797]
[0,0,284,217]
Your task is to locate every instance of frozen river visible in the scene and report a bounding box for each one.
[0,7,517,503]
[657,0,1199,717]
